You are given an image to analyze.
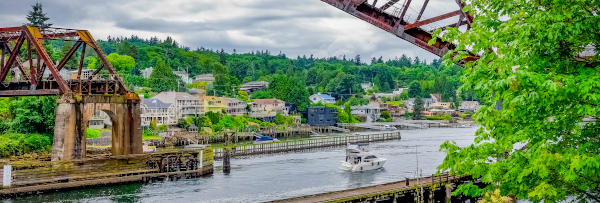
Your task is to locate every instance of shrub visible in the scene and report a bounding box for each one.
[0,133,52,157]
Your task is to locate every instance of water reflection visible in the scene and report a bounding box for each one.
[6,127,476,203]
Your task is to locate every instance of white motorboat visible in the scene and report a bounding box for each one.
[340,143,386,172]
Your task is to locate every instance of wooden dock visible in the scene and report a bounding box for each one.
[0,148,214,197]
[213,131,401,160]
[269,173,475,203]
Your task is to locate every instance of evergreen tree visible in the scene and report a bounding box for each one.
[354,54,361,65]
[412,96,424,120]
[26,2,52,29]
[408,81,421,97]
[147,59,177,92]
[219,49,226,65]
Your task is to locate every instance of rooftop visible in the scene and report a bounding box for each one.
[152,91,199,104]
[312,93,335,100]
[253,98,284,105]
[142,98,172,108]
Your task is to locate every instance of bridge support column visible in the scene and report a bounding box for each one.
[52,94,142,161]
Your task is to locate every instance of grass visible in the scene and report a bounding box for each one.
[142,134,161,140]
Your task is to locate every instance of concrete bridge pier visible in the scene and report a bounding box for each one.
[52,94,142,161]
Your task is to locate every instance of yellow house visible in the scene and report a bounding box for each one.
[203,96,227,114]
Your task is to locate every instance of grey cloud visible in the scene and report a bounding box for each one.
[1,0,448,62]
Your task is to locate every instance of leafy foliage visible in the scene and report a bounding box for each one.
[10,96,57,134]
[147,59,178,92]
[436,0,600,201]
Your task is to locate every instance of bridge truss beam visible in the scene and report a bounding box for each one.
[0,26,128,96]
[320,0,478,65]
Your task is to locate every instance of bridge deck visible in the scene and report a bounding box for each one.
[269,173,462,202]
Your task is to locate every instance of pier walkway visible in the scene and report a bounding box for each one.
[270,173,472,203]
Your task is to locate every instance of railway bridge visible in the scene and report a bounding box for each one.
[0,26,141,161]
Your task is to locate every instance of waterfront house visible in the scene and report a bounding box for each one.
[152,91,203,120]
[405,97,435,112]
[140,98,177,126]
[239,81,269,93]
[307,106,338,126]
[381,103,405,117]
[351,105,384,123]
[309,93,336,104]
[224,97,247,116]
[431,102,452,109]
[203,96,227,114]
[249,98,288,121]
[458,101,481,113]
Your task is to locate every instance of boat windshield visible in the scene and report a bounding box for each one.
[365,155,377,159]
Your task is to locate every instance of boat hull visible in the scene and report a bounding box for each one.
[340,158,386,172]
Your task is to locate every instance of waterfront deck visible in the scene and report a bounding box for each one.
[270,173,473,203]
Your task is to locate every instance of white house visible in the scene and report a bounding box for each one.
[141,98,176,126]
[351,105,384,123]
[309,93,335,104]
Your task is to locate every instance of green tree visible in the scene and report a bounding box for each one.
[408,81,421,98]
[436,0,600,201]
[147,59,177,92]
[107,53,135,73]
[381,110,391,121]
[237,90,250,102]
[60,41,79,70]
[212,62,232,96]
[412,96,424,120]
[10,96,57,134]
[26,2,52,29]
[117,41,138,60]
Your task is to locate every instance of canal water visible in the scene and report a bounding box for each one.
[7,127,476,203]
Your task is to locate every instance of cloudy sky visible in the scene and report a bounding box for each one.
[0,0,445,62]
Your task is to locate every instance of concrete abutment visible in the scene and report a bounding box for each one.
[52,94,142,161]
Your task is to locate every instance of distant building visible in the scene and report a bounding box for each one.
[224,97,247,116]
[431,102,451,109]
[351,105,384,123]
[240,81,269,93]
[67,69,93,80]
[381,103,405,117]
[173,70,193,84]
[307,107,338,126]
[309,93,335,104]
[194,73,215,83]
[152,91,203,120]
[360,83,373,91]
[249,98,288,121]
[405,97,435,112]
[88,111,110,129]
[430,93,442,103]
[203,96,227,114]
[140,98,177,126]
[373,88,407,100]
[203,96,247,116]
[459,101,481,113]
[141,67,153,78]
